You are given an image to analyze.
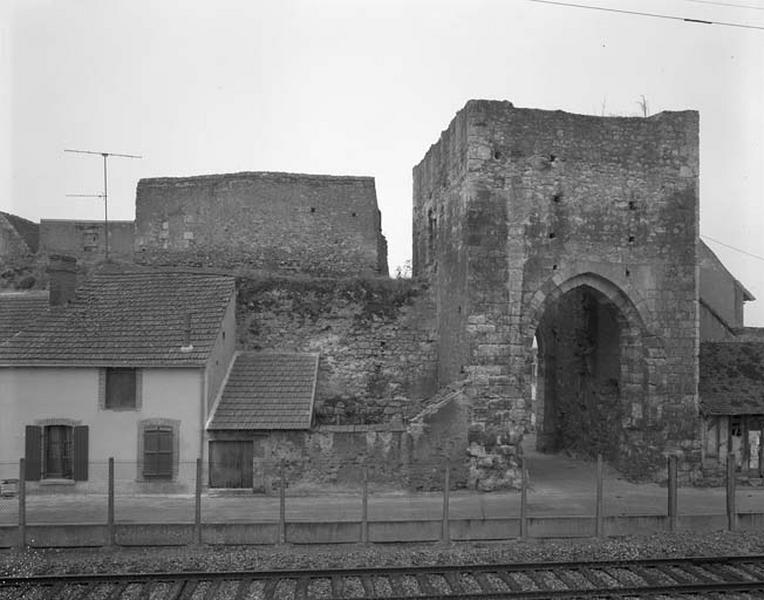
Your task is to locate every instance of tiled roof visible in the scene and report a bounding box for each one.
[209,352,318,430]
[700,342,764,415]
[0,271,234,366]
[0,291,49,342]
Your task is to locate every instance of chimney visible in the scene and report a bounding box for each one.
[47,255,78,307]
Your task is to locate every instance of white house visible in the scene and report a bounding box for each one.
[0,259,236,493]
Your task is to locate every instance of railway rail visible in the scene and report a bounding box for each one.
[2,554,764,599]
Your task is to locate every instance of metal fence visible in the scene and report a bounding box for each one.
[0,454,749,548]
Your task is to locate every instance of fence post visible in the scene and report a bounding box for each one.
[195,458,202,545]
[727,452,737,531]
[441,462,450,543]
[667,455,678,532]
[107,458,115,546]
[595,454,604,538]
[279,461,286,544]
[18,458,26,550]
[520,459,528,539]
[361,466,369,544]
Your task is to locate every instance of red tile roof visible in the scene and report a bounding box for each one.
[700,342,764,415]
[209,352,318,430]
[0,291,49,342]
[0,271,234,366]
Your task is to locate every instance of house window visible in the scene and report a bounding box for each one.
[102,368,141,410]
[138,419,179,481]
[143,426,173,479]
[45,425,73,478]
[24,423,89,481]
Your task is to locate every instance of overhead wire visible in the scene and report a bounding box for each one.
[525,0,764,30]
[684,0,764,11]
[701,235,764,262]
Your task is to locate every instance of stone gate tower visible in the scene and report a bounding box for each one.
[413,100,700,483]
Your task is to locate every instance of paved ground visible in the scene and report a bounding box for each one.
[1,444,761,525]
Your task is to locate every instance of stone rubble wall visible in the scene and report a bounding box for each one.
[236,275,439,425]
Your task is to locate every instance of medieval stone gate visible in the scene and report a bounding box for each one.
[413,99,701,485]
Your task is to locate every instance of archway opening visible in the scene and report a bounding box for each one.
[532,284,628,462]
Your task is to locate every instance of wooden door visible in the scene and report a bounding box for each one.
[209,441,253,488]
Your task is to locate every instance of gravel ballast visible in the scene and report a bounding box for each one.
[2,531,764,578]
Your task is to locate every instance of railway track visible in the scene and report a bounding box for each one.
[2,554,764,599]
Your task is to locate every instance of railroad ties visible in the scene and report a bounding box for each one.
[2,555,764,599]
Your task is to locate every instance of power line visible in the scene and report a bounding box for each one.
[684,0,764,11]
[526,0,764,30]
[702,235,764,262]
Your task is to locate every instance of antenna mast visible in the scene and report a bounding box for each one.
[64,149,142,261]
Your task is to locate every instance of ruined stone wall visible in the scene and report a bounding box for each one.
[414,100,700,483]
[0,212,36,262]
[236,276,438,424]
[135,172,388,277]
[208,426,410,489]
[39,220,134,263]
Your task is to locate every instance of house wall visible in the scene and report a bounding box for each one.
[0,367,203,493]
[39,220,135,263]
[698,242,746,334]
[134,172,388,276]
[700,302,736,341]
[205,293,237,417]
[413,100,700,484]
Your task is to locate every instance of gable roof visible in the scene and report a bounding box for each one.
[0,271,235,367]
[208,352,318,430]
[699,341,764,415]
[0,212,39,253]
[0,291,49,342]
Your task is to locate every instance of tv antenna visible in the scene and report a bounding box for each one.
[64,149,142,261]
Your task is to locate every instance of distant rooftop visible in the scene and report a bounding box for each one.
[700,341,764,415]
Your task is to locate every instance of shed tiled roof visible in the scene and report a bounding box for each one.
[700,342,764,415]
[209,352,318,430]
[0,291,49,342]
[0,271,235,366]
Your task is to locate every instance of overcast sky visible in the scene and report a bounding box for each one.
[1,0,763,323]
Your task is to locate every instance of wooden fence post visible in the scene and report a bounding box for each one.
[361,466,369,544]
[727,452,737,531]
[520,459,528,539]
[595,454,604,538]
[195,458,202,545]
[279,461,286,544]
[108,458,115,546]
[667,455,678,532]
[441,463,450,543]
[18,458,26,550]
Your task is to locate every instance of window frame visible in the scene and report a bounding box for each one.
[137,418,180,482]
[26,419,89,482]
[100,368,142,411]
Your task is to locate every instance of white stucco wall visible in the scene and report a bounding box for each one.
[0,366,203,491]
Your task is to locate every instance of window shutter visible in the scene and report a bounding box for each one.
[72,426,89,481]
[24,425,42,481]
